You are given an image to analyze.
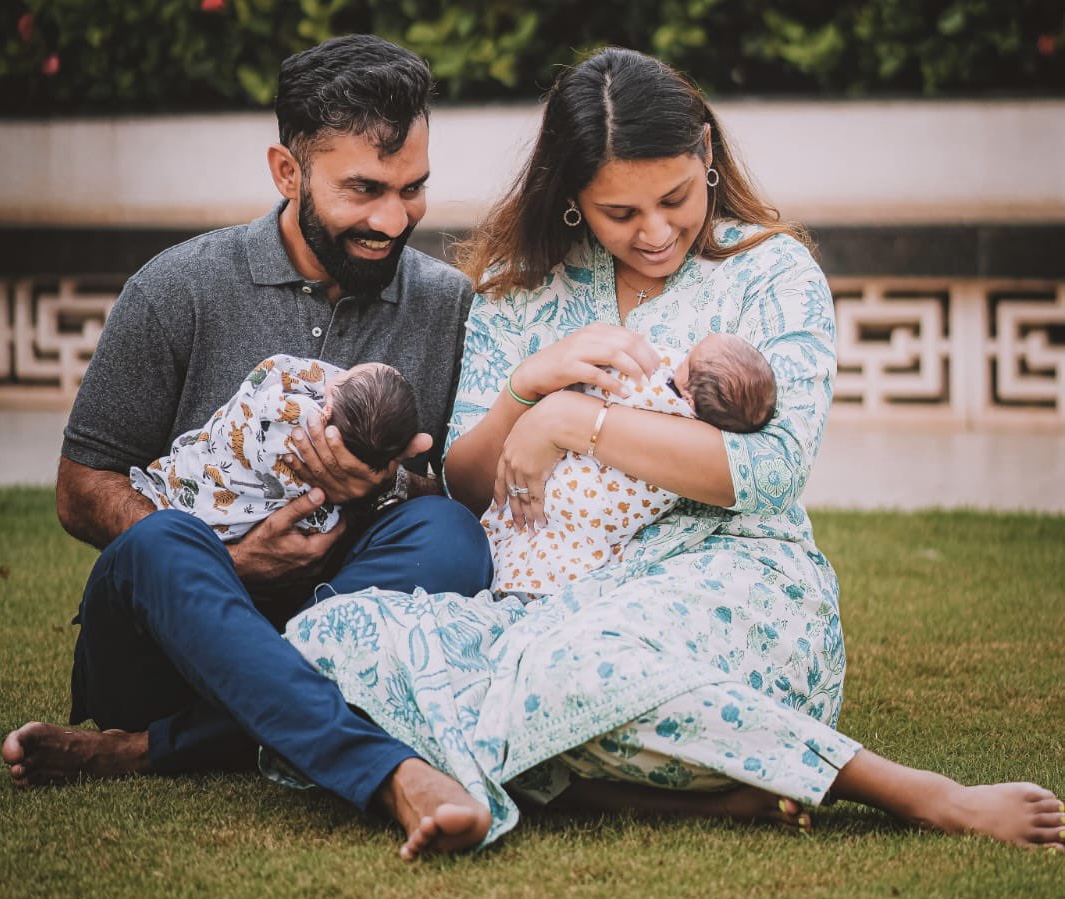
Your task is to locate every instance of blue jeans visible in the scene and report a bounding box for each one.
[69,497,492,810]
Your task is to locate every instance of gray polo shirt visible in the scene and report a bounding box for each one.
[63,202,473,478]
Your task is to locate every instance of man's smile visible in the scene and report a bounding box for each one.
[351,237,392,250]
[345,234,396,258]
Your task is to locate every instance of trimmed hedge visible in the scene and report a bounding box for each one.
[2,0,1062,115]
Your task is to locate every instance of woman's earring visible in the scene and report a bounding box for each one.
[706,166,720,188]
[563,200,583,227]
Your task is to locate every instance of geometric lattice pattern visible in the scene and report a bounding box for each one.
[1,274,1063,425]
[834,283,952,411]
[0,277,120,407]
[831,278,1065,425]
[990,289,1065,411]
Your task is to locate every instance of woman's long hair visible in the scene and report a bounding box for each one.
[456,47,808,297]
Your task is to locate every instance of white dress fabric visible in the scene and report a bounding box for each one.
[273,223,860,848]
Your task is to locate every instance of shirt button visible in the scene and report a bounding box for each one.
[301,285,313,294]
[311,326,323,337]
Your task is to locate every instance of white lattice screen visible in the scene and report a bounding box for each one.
[0,278,120,407]
[2,275,1063,426]
[832,278,1065,425]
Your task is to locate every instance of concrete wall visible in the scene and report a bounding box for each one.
[5,99,1064,231]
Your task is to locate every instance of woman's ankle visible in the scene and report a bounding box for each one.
[831,750,957,825]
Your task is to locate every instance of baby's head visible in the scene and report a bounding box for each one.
[324,363,419,470]
[672,334,776,433]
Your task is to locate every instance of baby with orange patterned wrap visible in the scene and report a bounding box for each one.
[131,353,418,542]
[483,333,777,598]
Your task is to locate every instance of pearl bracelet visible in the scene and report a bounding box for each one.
[587,402,611,457]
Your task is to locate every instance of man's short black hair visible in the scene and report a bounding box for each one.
[275,34,432,164]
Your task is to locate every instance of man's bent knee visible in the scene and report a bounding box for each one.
[337,497,492,597]
[110,510,229,569]
[120,508,220,546]
[393,496,492,595]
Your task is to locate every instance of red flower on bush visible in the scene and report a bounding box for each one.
[41,53,60,76]
[1037,34,1057,57]
[201,0,226,11]
[17,12,33,42]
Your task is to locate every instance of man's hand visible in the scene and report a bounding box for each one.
[228,488,346,587]
[284,413,433,505]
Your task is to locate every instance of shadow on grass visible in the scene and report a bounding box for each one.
[516,796,909,840]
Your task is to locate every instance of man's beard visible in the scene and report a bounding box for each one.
[298,186,414,297]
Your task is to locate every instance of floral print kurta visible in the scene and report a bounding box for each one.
[277,222,860,847]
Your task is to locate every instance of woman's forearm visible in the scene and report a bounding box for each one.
[449,390,736,513]
[443,391,536,514]
[569,398,737,507]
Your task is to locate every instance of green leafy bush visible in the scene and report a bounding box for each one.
[2,0,1062,115]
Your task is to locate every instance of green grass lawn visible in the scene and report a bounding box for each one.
[1,486,1062,898]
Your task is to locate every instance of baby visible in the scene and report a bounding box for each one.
[131,353,419,542]
[483,333,777,596]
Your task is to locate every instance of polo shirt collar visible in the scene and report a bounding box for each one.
[246,200,304,286]
[245,199,401,305]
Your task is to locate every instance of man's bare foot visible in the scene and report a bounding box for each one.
[2,722,149,786]
[552,777,812,833]
[374,758,491,861]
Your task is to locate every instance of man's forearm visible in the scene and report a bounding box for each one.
[405,468,443,499]
[55,456,157,550]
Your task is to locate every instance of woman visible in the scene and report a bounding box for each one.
[280,48,1063,855]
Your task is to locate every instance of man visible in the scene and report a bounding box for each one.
[2,34,493,859]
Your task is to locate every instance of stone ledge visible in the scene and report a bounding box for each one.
[5,99,1065,229]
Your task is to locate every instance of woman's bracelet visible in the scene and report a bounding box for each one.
[587,402,611,457]
[506,374,538,406]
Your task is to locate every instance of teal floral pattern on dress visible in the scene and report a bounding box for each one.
[271,221,859,848]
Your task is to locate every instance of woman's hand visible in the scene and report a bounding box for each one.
[493,400,565,530]
[284,412,433,504]
[510,323,660,401]
[492,391,596,530]
[445,326,658,517]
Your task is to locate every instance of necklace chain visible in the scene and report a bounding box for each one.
[616,269,665,306]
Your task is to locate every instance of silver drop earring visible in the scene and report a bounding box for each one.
[563,200,583,227]
[706,166,720,188]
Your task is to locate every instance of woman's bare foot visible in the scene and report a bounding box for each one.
[374,758,491,861]
[551,777,811,833]
[832,749,1065,849]
[2,722,150,786]
[914,781,1065,849]
[712,786,812,833]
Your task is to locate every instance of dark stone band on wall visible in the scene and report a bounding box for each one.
[0,224,1063,280]
[808,224,1065,281]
